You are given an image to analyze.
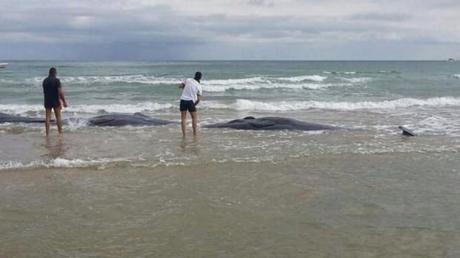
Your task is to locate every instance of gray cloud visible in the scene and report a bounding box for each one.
[0,0,459,60]
[247,0,275,7]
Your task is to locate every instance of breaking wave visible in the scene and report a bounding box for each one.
[0,103,174,115]
[2,97,460,115]
[205,97,460,111]
[23,75,179,85]
[0,73,379,93]
[276,75,327,82]
[0,157,129,170]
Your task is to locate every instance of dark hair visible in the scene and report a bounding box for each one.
[194,71,202,82]
[49,67,57,76]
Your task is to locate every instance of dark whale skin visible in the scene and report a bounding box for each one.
[88,113,175,127]
[0,112,46,123]
[204,117,338,131]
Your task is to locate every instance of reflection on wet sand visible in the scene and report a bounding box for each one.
[44,136,66,159]
[179,136,201,156]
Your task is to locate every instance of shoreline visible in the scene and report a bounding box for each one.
[1,153,459,257]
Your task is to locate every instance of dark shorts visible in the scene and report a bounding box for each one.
[180,100,196,112]
[44,99,60,109]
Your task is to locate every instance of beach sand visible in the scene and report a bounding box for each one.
[1,153,459,257]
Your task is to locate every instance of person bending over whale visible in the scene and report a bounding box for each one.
[43,67,68,136]
[179,72,203,137]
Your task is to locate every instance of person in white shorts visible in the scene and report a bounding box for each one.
[179,72,203,137]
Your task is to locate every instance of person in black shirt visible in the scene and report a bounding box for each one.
[43,67,68,136]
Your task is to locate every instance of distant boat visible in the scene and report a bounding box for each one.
[448,58,455,62]
[0,63,8,68]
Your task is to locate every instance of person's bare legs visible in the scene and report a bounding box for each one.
[191,111,198,136]
[181,111,187,138]
[53,106,63,134]
[45,108,52,136]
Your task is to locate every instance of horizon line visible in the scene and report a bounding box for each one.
[0,59,456,62]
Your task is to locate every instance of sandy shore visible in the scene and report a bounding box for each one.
[1,153,459,257]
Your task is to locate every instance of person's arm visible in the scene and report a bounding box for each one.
[195,85,203,106]
[179,82,185,89]
[58,82,68,108]
[194,95,201,106]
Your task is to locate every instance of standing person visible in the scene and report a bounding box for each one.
[43,67,68,136]
[179,72,203,137]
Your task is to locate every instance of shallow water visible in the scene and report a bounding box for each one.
[1,153,459,257]
[2,61,460,170]
[1,61,460,256]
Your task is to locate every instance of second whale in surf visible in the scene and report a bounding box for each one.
[0,112,46,123]
[204,116,338,131]
[88,113,175,127]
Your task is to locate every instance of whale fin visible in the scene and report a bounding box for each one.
[398,126,416,136]
[134,112,149,117]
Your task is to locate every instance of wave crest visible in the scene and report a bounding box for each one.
[205,97,460,111]
[0,103,173,115]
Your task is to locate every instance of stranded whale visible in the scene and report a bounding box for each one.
[88,113,175,127]
[204,116,338,131]
[0,112,46,123]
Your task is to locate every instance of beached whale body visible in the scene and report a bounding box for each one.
[88,113,174,127]
[0,112,46,123]
[204,117,338,131]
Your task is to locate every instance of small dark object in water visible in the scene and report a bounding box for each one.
[398,126,416,136]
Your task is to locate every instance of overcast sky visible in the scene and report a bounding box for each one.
[1,0,459,60]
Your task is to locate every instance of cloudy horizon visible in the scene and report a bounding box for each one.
[1,0,459,60]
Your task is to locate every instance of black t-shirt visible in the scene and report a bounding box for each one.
[42,76,61,108]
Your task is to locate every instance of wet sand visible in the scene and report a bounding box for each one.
[1,153,459,257]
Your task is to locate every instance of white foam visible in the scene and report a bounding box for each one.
[453,74,460,79]
[340,77,372,83]
[5,74,374,93]
[277,75,327,82]
[205,97,460,111]
[202,82,349,92]
[4,97,460,115]
[204,77,267,85]
[23,75,180,86]
[416,115,460,136]
[0,102,173,115]
[0,157,128,170]
[203,76,327,92]
[322,71,357,75]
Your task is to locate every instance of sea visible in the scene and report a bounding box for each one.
[1,61,460,257]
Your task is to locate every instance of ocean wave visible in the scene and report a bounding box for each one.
[323,71,357,75]
[415,115,460,136]
[205,97,460,111]
[3,74,379,93]
[199,74,362,92]
[276,75,327,82]
[203,82,351,92]
[28,75,179,85]
[3,97,460,115]
[0,157,129,170]
[0,103,174,115]
[20,74,329,87]
[340,77,372,83]
[453,74,460,79]
[204,77,266,85]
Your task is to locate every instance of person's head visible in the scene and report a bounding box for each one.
[49,67,57,77]
[194,71,202,82]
